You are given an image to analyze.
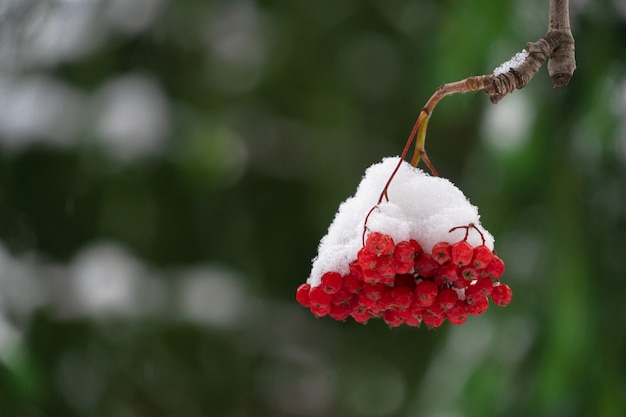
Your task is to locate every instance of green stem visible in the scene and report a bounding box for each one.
[411,115,429,167]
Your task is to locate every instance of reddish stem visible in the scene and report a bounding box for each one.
[361,77,488,247]
[361,206,378,246]
[361,111,427,246]
[377,111,426,204]
[448,223,485,245]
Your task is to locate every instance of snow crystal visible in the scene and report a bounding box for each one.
[308,157,494,287]
[493,49,529,76]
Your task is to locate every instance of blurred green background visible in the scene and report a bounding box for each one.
[0,0,624,416]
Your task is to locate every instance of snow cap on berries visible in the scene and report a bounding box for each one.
[308,157,494,287]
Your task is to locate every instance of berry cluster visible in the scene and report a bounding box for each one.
[296,227,511,328]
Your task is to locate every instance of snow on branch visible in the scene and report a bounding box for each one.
[493,50,529,76]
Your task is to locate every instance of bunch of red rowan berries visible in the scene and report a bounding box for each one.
[296,226,511,328]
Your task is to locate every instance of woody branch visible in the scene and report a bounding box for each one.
[406,0,575,171]
[437,0,576,104]
[485,0,575,102]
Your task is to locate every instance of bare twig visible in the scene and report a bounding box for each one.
[365,0,576,237]
[486,0,575,102]
[407,0,576,171]
[547,0,576,87]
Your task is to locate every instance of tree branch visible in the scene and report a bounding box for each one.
[547,0,576,87]
[403,0,576,173]
[485,0,576,102]
[419,0,576,108]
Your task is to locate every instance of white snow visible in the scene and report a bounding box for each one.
[308,157,494,287]
[493,49,529,76]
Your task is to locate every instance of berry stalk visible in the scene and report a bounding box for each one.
[363,78,488,240]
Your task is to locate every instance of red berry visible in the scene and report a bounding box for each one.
[332,288,353,305]
[405,314,422,327]
[378,287,394,309]
[410,239,424,256]
[329,303,351,321]
[391,285,414,309]
[357,248,378,271]
[310,303,331,317]
[466,296,489,316]
[395,262,413,275]
[365,301,381,315]
[415,280,438,307]
[460,267,479,282]
[362,267,380,284]
[320,272,342,294]
[472,245,493,270]
[383,309,405,327]
[350,302,368,316]
[452,276,470,289]
[423,316,445,328]
[431,242,452,265]
[296,283,311,307]
[367,301,384,315]
[350,301,371,323]
[376,255,398,284]
[436,287,458,311]
[410,302,424,316]
[422,307,445,328]
[396,308,411,320]
[342,272,362,293]
[349,260,363,276]
[446,300,468,325]
[394,241,417,273]
[414,253,439,277]
[394,240,415,261]
[365,232,395,256]
[435,263,460,286]
[351,311,370,324]
[357,292,377,308]
[425,302,444,318]
[464,283,487,305]
[451,241,474,267]
[303,232,505,326]
[362,284,385,303]
[473,277,494,297]
[309,285,332,306]
[491,284,513,306]
[484,255,505,280]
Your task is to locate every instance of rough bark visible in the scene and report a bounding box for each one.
[485,0,576,102]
